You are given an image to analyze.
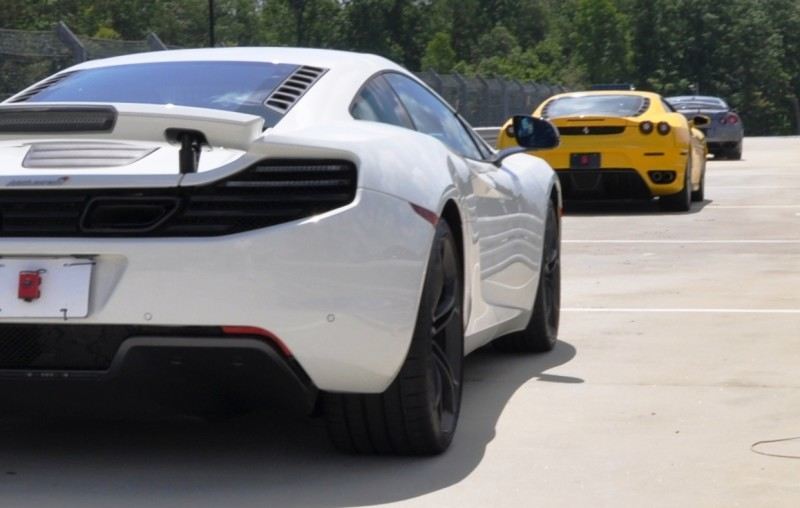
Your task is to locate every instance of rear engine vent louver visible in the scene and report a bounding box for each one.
[6,72,75,103]
[0,159,357,237]
[265,66,327,114]
[23,142,157,168]
[635,98,651,116]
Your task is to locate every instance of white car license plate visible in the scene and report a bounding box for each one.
[0,257,93,319]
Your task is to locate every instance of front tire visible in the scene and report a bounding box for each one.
[493,202,560,353]
[323,220,464,455]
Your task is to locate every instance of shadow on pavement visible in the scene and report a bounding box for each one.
[0,341,581,507]
[565,198,712,217]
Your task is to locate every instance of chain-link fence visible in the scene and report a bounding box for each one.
[0,23,166,101]
[0,27,74,101]
[416,71,567,127]
[1,24,566,128]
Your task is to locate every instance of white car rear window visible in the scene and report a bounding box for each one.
[25,61,299,126]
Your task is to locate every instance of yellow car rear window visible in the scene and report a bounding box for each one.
[544,95,648,118]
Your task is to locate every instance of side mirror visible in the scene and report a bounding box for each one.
[491,115,559,166]
[691,115,710,128]
[509,115,559,149]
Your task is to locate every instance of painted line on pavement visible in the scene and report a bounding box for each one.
[707,205,800,209]
[712,186,800,189]
[563,307,800,314]
[563,239,800,244]
[709,173,798,177]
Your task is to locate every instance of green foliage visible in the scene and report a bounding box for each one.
[627,0,796,134]
[571,0,632,83]
[1,0,798,134]
[92,26,121,39]
[422,32,457,73]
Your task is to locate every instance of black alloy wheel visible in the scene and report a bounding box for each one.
[539,207,561,343]
[493,201,560,353]
[429,223,463,437]
[323,220,464,455]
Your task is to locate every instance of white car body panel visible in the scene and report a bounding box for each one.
[0,47,559,393]
[0,189,429,392]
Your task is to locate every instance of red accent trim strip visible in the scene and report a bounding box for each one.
[409,202,439,226]
[222,326,293,357]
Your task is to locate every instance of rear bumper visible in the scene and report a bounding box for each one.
[555,166,685,200]
[702,126,743,145]
[707,140,742,152]
[111,336,317,414]
[539,145,687,198]
[0,188,433,394]
[0,332,317,414]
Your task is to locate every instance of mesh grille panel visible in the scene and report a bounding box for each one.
[0,159,357,237]
[0,325,223,370]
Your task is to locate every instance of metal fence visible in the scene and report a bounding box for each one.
[416,71,567,127]
[0,23,166,101]
[0,24,566,128]
[0,27,74,101]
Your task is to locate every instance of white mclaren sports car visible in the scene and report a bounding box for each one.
[0,47,561,455]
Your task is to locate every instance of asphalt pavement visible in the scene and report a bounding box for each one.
[0,137,798,507]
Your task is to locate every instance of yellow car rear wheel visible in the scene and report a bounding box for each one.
[660,163,692,212]
[691,168,705,202]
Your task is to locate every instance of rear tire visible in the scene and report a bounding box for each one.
[691,167,705,202]
[493,202,560,353]
[660,162,692,212]
[727,142,742,160]
[323,220,464,455]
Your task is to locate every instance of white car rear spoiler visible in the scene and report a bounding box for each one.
[0,102,265,151]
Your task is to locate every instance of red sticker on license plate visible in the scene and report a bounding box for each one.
[570,153,601,169]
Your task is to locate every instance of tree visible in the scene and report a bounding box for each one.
[1,0,798,134]
[421,31,457,72]
[570,0,632,83]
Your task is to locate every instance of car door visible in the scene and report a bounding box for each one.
[382,73,530,317]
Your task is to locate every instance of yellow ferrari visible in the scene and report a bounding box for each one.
[498,90,709,211]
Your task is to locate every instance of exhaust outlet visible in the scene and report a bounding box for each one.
[648,170,676,184]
